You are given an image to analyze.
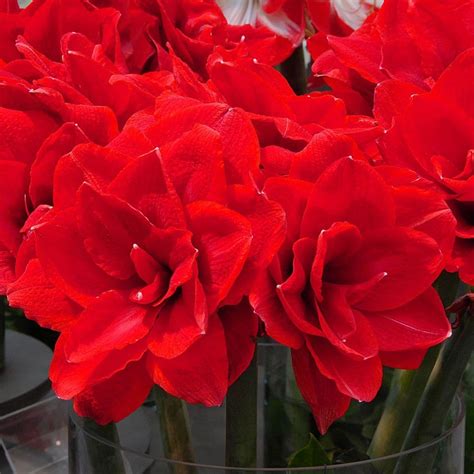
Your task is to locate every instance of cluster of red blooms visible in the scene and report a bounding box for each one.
[0,0,471,433]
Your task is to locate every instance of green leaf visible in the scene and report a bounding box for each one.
[288,434,330,468]
[463,355,474,474]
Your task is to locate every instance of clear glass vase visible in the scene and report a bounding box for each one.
[68,344,466,474]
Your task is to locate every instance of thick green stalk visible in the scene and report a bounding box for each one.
[279,45,307,94]
[154,387,197,474]
[263,344,288,467]
[0,297,5,372]
[368,346,440,470]
[368,272,459,468]
[69,417,126,474]
[283,350,312,457]
[394,309,474,474]
[226,352,258,471]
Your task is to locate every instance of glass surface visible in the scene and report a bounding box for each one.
[0,397,68,473]
[68,345,466,474]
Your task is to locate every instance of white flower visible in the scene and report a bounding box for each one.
[216,0,302,44]
[332,0,384,29]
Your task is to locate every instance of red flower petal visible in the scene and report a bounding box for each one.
[348,227,443,311]
[0,106,58,164]
[289,130,355,182]
[61,103,118,145]
[308,337,382,402]
[161,124,227,204]
[263,177,312,269]
[225,186,286,303]
[380,347,428,370]
[53,143,129,209]
[29,122,89,208]
[374,79,425,130]
[148,278,206,359]
[148,316,228,406]
[317,289,379,360]
[36,209,124,306]
[301,157,396,238]
[390,184,456,260]
[220,299,258,385]
[77,184,154,280]
[0,160,28,252]
[109,148,187,229]
[73,358,153,425]
[278,238,324,337]
[292,346,350,434]
[0,247,15,293]
[64,291,155,363]
[364,287,451,352]
[187,201,252,313]
[51,334,148,399]
[7,259,80,331]
[326,29,386,84]
[250,269,304,349]
[311,222,362,301]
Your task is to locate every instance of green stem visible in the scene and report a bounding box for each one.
[394,311,474,474]
[368,346,440,470]
[69,417,126,474]
[279,45,307,95]
[154,387,197,474]
[263,344,288,467]
[226,352,258,471]
[0,297,5,372]
[284,350,312,457]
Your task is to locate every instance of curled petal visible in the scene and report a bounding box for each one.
[51,334,148,400]
[64,291,156,363]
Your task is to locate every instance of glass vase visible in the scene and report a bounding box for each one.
[68,344,465,474]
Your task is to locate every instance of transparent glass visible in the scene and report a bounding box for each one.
[0,397,68,473]
[68,345,466,474]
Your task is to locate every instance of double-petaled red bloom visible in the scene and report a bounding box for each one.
[251,157,451,433]
[309,0,474,113]
[0,0,174,295]
[375,48,474,284]
[7,91,286,423]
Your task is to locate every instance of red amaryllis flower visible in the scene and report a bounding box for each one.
[0,24,173,295]
[251,157,451,433]
[7,102,286,423]
[375,48,474,284]
[309,0,474,114]
[0,0,157,73]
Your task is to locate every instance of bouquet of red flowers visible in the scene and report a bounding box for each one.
[0,0,472,472]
